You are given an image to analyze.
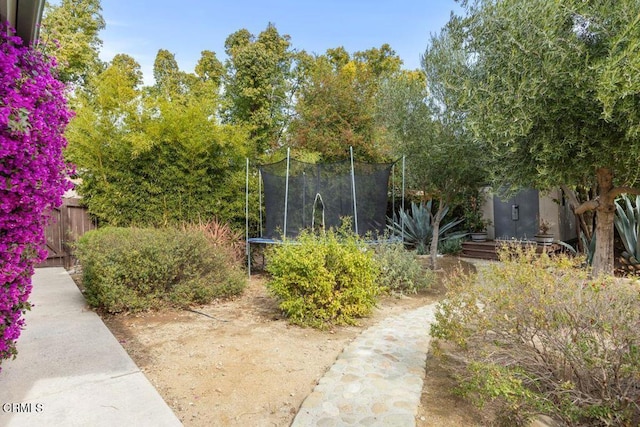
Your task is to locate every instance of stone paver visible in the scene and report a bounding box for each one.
[292,304,436,426]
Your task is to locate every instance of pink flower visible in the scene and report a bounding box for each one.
[0,22,72,368]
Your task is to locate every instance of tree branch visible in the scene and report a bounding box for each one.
[607,186,640,200]
[560,184,581,211]
[575,199,599,215]
[561,184,592,241]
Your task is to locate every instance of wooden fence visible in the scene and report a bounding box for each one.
[38,198,96,269]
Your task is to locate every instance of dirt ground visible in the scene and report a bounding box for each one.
[96,256,487,426]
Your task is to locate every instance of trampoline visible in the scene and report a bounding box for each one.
[245,148,405,274]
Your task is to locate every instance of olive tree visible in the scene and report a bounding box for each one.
[427,0,640,275]
[378,71,488,268]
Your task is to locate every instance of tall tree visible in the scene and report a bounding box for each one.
[428,0,640,275]
[40,0,105,86]
[65,54,144,223]
[66,53,249,227]
[222,24,295,156]
[153,49,180,90]
[378,71,488,268]
[353,44,403,79]
[290,45,402,162]
[195,50,224,88]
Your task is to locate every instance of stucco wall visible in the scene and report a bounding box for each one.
[480,186,495,240]
[539,189,561,236]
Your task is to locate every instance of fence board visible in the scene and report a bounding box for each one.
[38,198,95,269]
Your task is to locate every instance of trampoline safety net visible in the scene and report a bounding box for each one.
[260,159,393,239]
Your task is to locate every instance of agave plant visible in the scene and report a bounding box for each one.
[579,231,596,266]
[387,201,466,255]
[614,195,640,272]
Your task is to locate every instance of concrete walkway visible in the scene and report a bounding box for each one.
[292,304,436,427]
[0,268,182,427]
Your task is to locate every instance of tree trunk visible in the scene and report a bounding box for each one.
[591,168,615,276]
[430,202,445,270]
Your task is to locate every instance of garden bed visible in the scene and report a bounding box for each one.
[79,256,487,426]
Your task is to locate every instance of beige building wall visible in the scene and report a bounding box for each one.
[539,189,561,236]
[480,186,496,240]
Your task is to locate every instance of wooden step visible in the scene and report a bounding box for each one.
[461,240,563,260]
[461,248,500,260]
[462,241,498,260]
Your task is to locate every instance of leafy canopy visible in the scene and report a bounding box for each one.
[428,0,640,275]
[435,0,640,190]
[40,0,105,86]
[290,45,402,162]
[66,52,249,227]
[222,24,296,156]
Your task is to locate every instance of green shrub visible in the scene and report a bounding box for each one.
[431,245,640,426]
[438,237,463,255]
[374,242,434,294]
[266,225,380,329]
[183,219,245,263]
[75,227,246,313]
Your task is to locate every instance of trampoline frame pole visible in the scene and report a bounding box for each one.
[402,155,406,244]
[245,158,250,277]
[284,147,290,239]
[258,169,263,237]
[302,172,306,229]
[392,163,395,238]
[350,146,358,235]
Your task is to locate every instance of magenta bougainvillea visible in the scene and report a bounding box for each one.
[0,23,72,369]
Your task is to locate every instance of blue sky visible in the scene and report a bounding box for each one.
[98,1,462,86]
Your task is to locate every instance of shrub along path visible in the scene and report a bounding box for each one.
[292,303,436,426]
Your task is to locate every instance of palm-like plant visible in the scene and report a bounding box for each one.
[614,195,640,271]
[579,231,596,266]
[387,201,466,255]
